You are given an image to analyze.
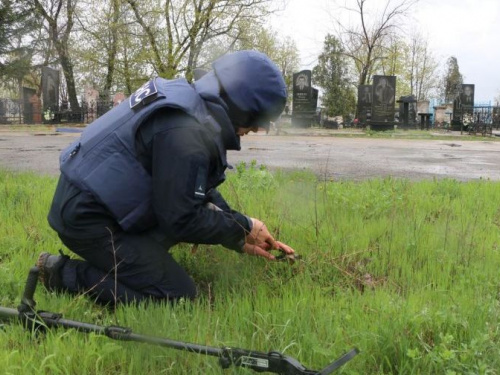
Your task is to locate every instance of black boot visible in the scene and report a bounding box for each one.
[36,250,69,292]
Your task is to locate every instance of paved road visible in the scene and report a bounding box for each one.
[1,130,500,181]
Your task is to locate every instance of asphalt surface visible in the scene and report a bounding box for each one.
[1,128,500,181]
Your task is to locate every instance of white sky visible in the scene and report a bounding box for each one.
[268,0,500,103]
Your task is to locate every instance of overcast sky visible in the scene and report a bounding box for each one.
[268,0,500,103]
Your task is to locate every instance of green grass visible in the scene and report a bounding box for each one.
[2,165,500,374]
[2,124,499,143]
[301,128,499,142]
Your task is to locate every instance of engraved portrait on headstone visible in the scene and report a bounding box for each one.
[295,72,309,91]
[460,84,474,107]
[292,70,312,113]
[374,77,395,105]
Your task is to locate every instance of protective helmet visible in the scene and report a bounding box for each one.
[212,50,287,131]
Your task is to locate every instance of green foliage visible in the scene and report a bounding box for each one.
[442,56,464,103]
[0,1,38,84]
[313,34,356,118]
[235,24,299,104]
[231,160,277,192]
[2,169,500,373]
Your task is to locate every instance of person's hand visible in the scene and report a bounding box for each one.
[242,218,295,260]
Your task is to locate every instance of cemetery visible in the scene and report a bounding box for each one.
[1,63,499,139]
[0,67,126,126]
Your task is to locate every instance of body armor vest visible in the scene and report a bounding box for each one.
[60,78,225,231]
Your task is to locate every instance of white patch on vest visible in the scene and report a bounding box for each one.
[129,80,158,108]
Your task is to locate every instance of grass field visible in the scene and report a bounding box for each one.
[1,164,500,374]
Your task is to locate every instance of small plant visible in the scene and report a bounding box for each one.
[232,160,276,191]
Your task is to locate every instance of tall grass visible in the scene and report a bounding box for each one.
[1,165,500,374]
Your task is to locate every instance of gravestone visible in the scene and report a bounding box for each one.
[293,70,311,111]
[460,84,475,108]
[41,67,60,120]
[371,75,396,129]
[292,70,318,127]
[397,95,417,128]
[23,87,36,124]
[0,99,6,123]
[460,84,475,125]
[452,84,475,129]
[311,88,319,117]
[30,94,42,124]
[0,99,22,123]
[357,85,372,126]
[493,107,500,127]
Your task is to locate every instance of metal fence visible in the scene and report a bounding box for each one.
[0,98,115,125]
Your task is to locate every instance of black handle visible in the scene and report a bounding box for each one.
[18,266,39,314]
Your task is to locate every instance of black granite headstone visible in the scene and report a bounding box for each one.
[292,70,319,127]
[397,95,417,128]
[357,85,372,124]
[23,87,36,124]
[41,66,60,113]
[0,100,6,124]
[371,75,396,124]
[493,107,500,127]
[292,70,312,113]
[452,84,475,128]
[311,88,318,112]
[460,84,475,108]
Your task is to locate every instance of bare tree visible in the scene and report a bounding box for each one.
[406,31,438,100]
[234,25,299,102]
[104,0,121,96]
[30,0,80,111]
[74,0,124,96]
[334,0,418,85]
[124,0,279,81]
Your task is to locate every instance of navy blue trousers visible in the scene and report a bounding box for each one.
[58,230,197,305]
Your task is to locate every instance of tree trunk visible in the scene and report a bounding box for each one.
[34,0,80,112]
[56,44,79,111]
[102,0,120,99]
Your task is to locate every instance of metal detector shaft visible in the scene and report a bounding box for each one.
[0,306,19,321]
[0,266,359,374]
